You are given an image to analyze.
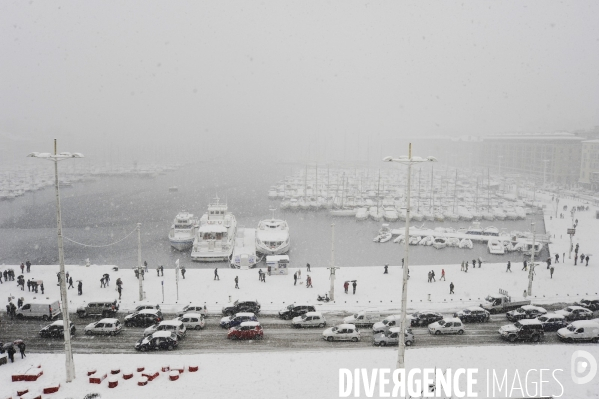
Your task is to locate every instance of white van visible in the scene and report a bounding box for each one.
[17,299,61,320]
[557,320,599,343]
[343,310,381,327]
[372,315,402,333]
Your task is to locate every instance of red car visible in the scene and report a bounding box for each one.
[227,321,264,340]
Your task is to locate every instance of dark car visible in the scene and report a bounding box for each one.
[77,301,119,318]
[128,304,161,314]
[537,314,568,332]
[124,309,162,327]
[222,300,261,316]
[39,320,76,338]
[499,319,544,342]
[220,312,257,329]
[135,331,178,351]
[410,311,443,327]
[454,307,490,323]
[506,305,547,322]
[278,304,316,320]
[574,297,599,312]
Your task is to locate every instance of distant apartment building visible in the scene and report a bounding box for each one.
[579,140,599,191]
[409,133,583,186]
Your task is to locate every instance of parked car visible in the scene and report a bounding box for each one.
[227,321,264,340]
[555,306,594,321]
[128,303,161,315]
[84,318,123,336]
[278,304,316,320]
[291,311,326,328]
[77,301,119,318]
[124,309,162,327]
[428,318,465,335]
[343,310,381,327]
[537,313,568,332]
[135,331,178,351]
[220,312,258,329]
[557,320,599,343]
[177,304,206,317]
[575,297,599,312]
[373,327,414,347]
[454,307,490,323]
[410,311,443,327]
[499,319,544,342]
[144,319,186,339]
[322,324,360,342]
[222,300,261,316]
[372,315,403,334]
[39,320,76,338]
[506,305,547,322]
[178,313,205,330]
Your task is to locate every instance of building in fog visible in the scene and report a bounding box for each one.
[579,140,599,191]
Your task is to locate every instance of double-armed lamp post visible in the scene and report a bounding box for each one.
[383,144,437,373]
[27,139,83,383]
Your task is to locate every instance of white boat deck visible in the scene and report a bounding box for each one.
[231,228,258,269]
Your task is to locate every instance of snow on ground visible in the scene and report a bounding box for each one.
[1,345,598,398]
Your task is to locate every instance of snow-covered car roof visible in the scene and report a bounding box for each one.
[336,324,357,329]
[159,320,183,327]
[441,317,463,323]
[517,319,542,325]
[564,306,588,311]
[98,318,119,324]
[180,313,203,319]
[466,306,487,311]
[151,331,177,338]
[521,305,545,311]
[235,312,255,318]
[50,320,70,326]
[136,309,161,315]
[539,313,565,319]
[303,311,323,317]
[240,321,260,328]
[568,320,599,327]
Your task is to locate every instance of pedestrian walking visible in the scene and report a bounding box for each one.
[234,276,239,289]
[555,253,559,263]
[68,277,74,289]
[431,270,436,282]
[181,266,186,279]
[7,345,15,363]
[27,279,31,292]
[478,259,482,268]
[472,259,477,269]
[352,280,357,294]
[66,272,70,282]
[343,281,349,294]
[297,269,301,280]
[449,282,455,294]
[0,271,3,284]
[506,261,512,272]
[384,264,388,274]
[214,268,220,280]
[258,269,263,281]
[18,342,26,358]
[294,272,297,286]
[41,283,44,294]
[306,276,313,288]
[104,273,110,286]
[26,260,31,273]
[160,265,164,276]
[78,280,82,295]
[144,260,148,272]
[586,255,590,266]
[402,258,404,268]
[157,266,160,276]
[460,261,464,271]
[440,269,445,281]
[550,266,555,279]
[522,260,527,271]
[427,271,432,283]
[580,254,584,264]
[465,262,468,273]
[546,258,551,270]
[306,263,311,272]
[261,272,266,283]
[100,276,106,288]
[17,297,23,308]
[118,286,122,300]
[20,263,24,273]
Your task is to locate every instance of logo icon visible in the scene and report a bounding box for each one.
[571,350,597,385]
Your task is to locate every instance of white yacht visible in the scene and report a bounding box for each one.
[255,215,291,255]
[168,211,198,251]
[191,198,237,262]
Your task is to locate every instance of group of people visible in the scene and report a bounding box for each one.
[19,261,31,274]
[460,258,482,272]
[343,280,356,294]
[3,341,26,363]
[427,269,446,282]
[1,268,16,283]
[573,243,590,266]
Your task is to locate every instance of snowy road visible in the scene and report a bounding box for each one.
[0,312,575,354]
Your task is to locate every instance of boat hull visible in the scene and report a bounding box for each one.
[169,238,194,251]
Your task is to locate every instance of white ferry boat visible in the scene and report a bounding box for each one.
[168,211,198,251]
[255,213,290,255]
[191,198,237,262]
[231,228,259,269]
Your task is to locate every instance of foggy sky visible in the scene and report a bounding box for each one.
[1,1,598,163]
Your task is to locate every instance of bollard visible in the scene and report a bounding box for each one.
[428,294,431,301]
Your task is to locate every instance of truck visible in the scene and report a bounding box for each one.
[16,299,61,320]
[481,289,531,314]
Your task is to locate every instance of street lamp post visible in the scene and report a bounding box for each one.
[27,139,83,383]
[327,223,339,301]
[137,223,144,301]
[383,144,437,373]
